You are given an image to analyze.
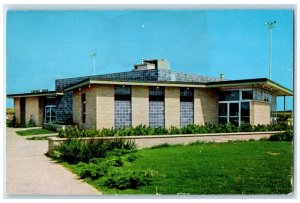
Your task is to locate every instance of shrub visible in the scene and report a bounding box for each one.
[103,169,157,189]
[57,123,292,138]
[51,138,136,164]
[28,115,36,127]
[268,128,293,142]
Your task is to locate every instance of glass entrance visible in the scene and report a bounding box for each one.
[45,105,56,123]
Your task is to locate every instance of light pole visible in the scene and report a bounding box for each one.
[265,21,276,79]
[91,52,97,75]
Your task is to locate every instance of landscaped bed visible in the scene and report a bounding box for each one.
[50,137,293,194]
[16,128,56,136]
[57,123,291,138]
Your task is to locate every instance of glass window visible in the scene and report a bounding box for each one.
[242,90,253,100]
[219,117,227,124]
[180,87,194,102]
[219,90,239,101]
[229,103,239,117]
[149,86,164,101]
[218,103,227,116]
[241,102,250,117]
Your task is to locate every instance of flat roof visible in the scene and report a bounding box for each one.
[7,91,64,98]
[207,78,293,96]
[63,78,207,91]
[65,77,292,96]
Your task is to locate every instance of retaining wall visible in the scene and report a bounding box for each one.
[47,131,281,153]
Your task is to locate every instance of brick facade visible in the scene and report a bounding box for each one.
[194,88,218,125]
[13,98,21,124]
[165,87,180,128]
[132,86,149,127]
[250,101,271,125]
[96,85,114,129]
[25,97,43,126]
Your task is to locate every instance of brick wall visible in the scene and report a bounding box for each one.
[132,86,149,127]
[251,101,271,125]
[72,86,97,129]
[165,87,180,128]
[194,88,218,125]
[25,97,43,126]
[14,98,21,124]
[96,85,115,129]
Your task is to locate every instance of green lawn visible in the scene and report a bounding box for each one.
[16,128,56,136]
[63,141,293,195]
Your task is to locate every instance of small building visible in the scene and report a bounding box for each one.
[7,59,293,129]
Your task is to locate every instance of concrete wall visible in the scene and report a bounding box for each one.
[132,86,149,127]
[96,85,114,129]
[251,101,271,125]
[25,97,43,126]
[194,88,218,125]
[165,87,180,128]
[14,98,21,124]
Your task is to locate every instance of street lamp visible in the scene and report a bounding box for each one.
[91,52,97,75]
[265,20,276,80]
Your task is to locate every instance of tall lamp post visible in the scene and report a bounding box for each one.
[91,52,97,75]
[265,21,276,80]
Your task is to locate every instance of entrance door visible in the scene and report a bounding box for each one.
[44,105,56,123]
[20,98,26,125]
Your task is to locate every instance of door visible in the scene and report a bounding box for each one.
[20,98,26,125]
[44,105,56,123]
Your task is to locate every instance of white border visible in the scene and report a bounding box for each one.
[1,1,298,203]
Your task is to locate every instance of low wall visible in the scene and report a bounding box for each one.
[47,131,281,153]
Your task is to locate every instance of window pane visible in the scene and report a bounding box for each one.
[241,116,250,124]
[229,117,239,126]
[229,103,239,116]
[219,117,227,124]
[241,102,250,117]
[218,103,227,116]
[45,108,51,116]
[219,90,239,101]
[51,107,56,116]
[242,91,253,100]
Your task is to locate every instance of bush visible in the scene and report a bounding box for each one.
[268,128,293,142]
[51,138,136,164]
[103,169,157,189]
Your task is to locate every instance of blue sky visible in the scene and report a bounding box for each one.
[6,10,293,110]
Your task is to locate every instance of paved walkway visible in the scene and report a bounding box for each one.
[5,127,101,196]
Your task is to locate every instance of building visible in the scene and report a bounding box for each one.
[7,59,293,129]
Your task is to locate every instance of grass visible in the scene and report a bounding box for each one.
[16,128,56,136]
[62,141,293,195]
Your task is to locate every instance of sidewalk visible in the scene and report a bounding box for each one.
[5,127,101,196]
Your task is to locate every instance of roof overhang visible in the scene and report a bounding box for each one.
[7,91,64,98]
[207,78,293,96]
[64,79,206,92]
